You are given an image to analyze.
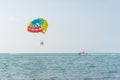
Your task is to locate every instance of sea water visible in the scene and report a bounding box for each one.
[0,53,120,80]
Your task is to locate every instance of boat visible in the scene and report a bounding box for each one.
[78,51,87,55]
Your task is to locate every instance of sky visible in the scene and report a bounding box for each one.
[0,0,120,53]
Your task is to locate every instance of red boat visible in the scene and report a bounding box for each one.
[78,51,87,55]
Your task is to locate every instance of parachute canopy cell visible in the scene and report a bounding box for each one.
[27,18,48,34]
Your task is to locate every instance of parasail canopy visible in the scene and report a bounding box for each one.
[27,18,48,34]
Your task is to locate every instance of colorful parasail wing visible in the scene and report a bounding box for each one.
[27,18,48,34]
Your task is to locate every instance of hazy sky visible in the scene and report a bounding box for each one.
[0,0,120,53]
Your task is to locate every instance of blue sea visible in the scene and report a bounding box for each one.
[0,53,120,80]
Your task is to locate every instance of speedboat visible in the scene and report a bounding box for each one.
[78,51,87,55]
